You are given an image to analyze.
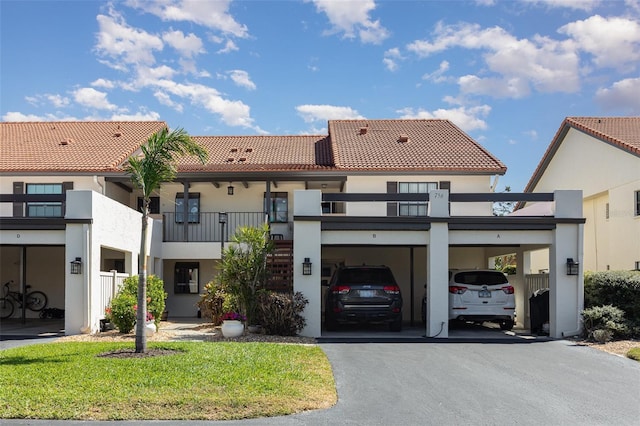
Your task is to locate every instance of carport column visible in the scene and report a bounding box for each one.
[293,190,322,338]
[426,189,449,338]
[549,190,584,339]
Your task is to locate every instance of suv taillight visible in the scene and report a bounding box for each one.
[383,285,400,294]
[449,285,467,294]
[332,285,350,295]
[501,286,514,294]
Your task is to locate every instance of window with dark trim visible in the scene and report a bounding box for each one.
[398,182,437,216]
[635,191,640,217]
[174,262,199,294]
[175,193,200,223]
[138,196,160,214]
[264,192,288,223]
[26,183,63,217]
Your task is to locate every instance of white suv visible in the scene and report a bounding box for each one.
[448,269,515,330]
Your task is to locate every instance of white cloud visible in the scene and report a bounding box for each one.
[95,8,163,67]
[24,94,70,108]
[422,61,450,83]
[2,111,77,121]
[91,78,116,89]
[595,77,640,113]
[72,87,117,110]
[397,105,491,132]
[125,0,249,38]
[296,104,365,123]
[227,70,256,90]
[217,39,239,54]
[407,22,581,97]
[308,0,389,44]
[523,0,601,12]
[110,110,161,121]
[154,91,184,112]
[559,15,640,73]
[162,30,204,57]
[383,48,402,72]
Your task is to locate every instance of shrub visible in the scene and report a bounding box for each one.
[107,275,167,332]
[109,292,137,333]
[627,347,640,362]
[256,291,308,336]
[581,305,630,341]
[197,281,235,325]
[584,270,640,326]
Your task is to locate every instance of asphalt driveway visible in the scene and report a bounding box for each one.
[3,338,639,426]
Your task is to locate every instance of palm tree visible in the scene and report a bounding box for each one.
[124,127,208,353]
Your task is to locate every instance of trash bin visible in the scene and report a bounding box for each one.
[529,288,549,335]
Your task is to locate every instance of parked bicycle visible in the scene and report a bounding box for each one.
[0,280,48,319]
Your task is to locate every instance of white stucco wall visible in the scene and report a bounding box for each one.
[532,128,640,271]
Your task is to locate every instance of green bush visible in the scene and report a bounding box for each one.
[584,270,640,326]
[256,291,308,336]
[109,292,137,333]
[107,274,167,332]
[581,305,630,341]
[627,347,640,362]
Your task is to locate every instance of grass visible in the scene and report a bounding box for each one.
[628,347,640,361]
[0,341,336,421]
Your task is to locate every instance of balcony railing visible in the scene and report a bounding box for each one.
[163,211,266,242]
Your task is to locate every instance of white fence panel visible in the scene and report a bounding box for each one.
[98,270,129,318]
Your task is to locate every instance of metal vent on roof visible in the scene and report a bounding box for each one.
[238,157,247,162]
[359,126,368,135]
[245,147,253,153]
[60,138,73,146]
[113,132,122,137]
[398,134,410,143]
[226,157,234,162]
[230,147,238,153]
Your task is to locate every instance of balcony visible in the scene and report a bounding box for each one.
[162,211,266,242]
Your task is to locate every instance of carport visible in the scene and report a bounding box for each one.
[293,189,585,339]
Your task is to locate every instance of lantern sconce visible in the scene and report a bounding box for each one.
[566,258,579,276]
[302,257,312,276]
[70,257,82,275]
[227,183,234,195]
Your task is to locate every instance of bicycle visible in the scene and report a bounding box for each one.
[0,280,48,319]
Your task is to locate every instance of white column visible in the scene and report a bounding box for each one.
[293,190,322,337]
[426,189,450,338]
[549,190,584,338]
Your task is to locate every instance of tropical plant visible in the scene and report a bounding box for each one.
[107,275,167,333]
[108,292,137,333]
[256,291,308,336]
[215,224,274,326]
[124,127,207,352]
[121,275,167,329]
[196,280,234,325]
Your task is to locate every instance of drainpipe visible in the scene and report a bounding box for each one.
[490,175,500,192]
[93,175,104,195]
[80,223,92,334]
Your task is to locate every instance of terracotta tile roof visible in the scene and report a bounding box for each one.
[175,135,334,172]
[327,119,507,173]
[524,116,640,192]
[1,121,167,173]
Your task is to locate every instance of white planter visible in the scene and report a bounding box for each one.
[145,321,156,337]
[221,320,244,338]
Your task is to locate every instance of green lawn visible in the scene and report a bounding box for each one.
[0,341,336,421]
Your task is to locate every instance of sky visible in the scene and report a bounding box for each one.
[1,0,639,191]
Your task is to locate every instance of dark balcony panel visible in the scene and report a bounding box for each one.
[162,211,266,242]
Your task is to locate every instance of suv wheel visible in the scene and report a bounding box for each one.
[389,316,402,332]
[499,320,514,331]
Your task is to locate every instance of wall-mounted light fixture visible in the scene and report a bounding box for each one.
[227,183,234,195]
[302,257,312,275]
[566,258,579,276]
[218,212,227,254]
[70,257,82,275]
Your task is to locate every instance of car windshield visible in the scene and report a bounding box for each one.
[338,268,395,285]
[454,271,508,286]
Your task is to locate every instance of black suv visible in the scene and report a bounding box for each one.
[324,265,403,331]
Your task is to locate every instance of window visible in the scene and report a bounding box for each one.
[606,203,610,219]
[137,196,160,214]
[175,193,200,223]
[26,183,63,217]
[264,192,288,223]
[174,262,199,294]
[635,191,640,216]
[398,182,437,216]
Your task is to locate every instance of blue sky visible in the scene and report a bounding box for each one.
[1,0,639,191]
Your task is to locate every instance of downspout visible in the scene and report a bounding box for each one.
[562,222,585,338]
[93,175,105,195]
[490,175,500,192]
[80,223,92,334]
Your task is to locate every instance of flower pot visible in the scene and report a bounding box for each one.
[145,321,156,337]
[221,320,244,338]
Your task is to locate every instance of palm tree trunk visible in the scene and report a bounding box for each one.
[135,209,149,353]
